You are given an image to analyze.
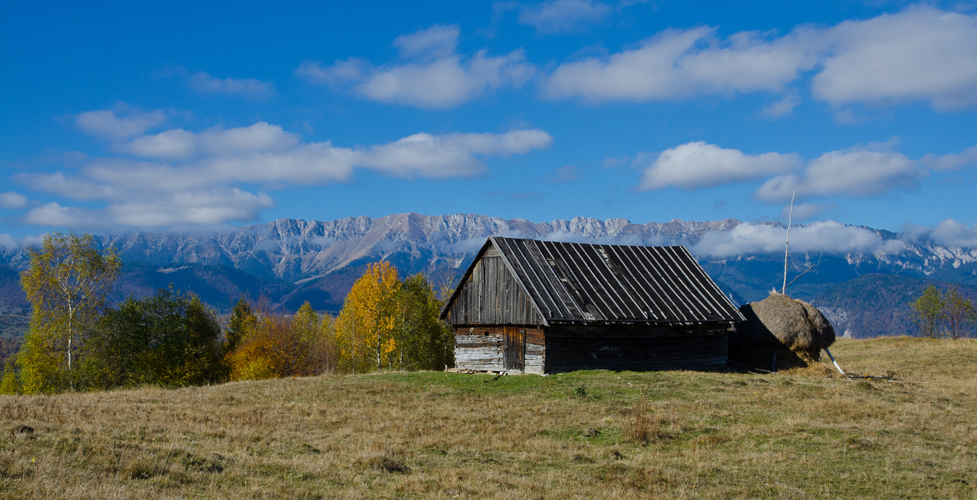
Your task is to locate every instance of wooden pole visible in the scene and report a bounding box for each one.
[782,191,794,295]
[824,347,846,376]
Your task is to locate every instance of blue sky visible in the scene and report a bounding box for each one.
[2,0,977,249]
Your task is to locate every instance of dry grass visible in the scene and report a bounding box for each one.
[2,336,977,498]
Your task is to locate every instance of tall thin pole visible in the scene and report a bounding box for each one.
[782,191,794,295]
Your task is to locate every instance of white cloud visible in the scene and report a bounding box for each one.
[108,188,275,228]
[22,190,275,232]
[201,143,358,185]
[631,140,976,201]
[121,129,197,159]
[693,221,906,257]
[0,233,18,250]
[23,202,111,229]
[542,27,819,102]
[296,59,366,86]
[69,144,357,193]
[920,146,977,171]
[17,171,117,200]
[925,219,977,248]
[538,6,977,112]
[297,25,535,108]
[356,54,531,108]
[761,91,801,118]
[638,141,799,190]
[393,24,460,58]
[756,148,923,201]
[20,114,551,230]
[518,0,611,34]
[0,192,28,209]
[75,108,167,140]
[433,128,553,155]
[188,71,276,100]
[813,6,977,110]
[102,120,302,160]
[359,129,552,178]
[198,122,300,155]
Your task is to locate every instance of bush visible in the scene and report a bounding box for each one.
[226,301,336,381]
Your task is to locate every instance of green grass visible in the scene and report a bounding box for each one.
[2,337,977,498]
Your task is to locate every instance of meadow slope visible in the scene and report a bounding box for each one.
[2,337,976,499]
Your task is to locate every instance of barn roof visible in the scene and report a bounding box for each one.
[442,236,745,326]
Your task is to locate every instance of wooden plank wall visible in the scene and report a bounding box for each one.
[454,328,504,372]
[454,324,727,374]
[544,325,728,373]
[454,326,545,374]
[447,255,544,326]
[524,327,545,375]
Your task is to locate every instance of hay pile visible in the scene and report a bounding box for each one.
[729,293,836,371]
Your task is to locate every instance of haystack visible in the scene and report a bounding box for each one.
[728,293,836,371]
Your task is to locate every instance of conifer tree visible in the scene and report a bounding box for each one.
[226,298,257,353]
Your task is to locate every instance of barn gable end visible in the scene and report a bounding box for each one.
[444,244,546,327]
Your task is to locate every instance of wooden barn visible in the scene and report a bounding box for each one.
[441,237,745,374]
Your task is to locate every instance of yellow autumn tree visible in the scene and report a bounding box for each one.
[227,313,295,381]
[335,261,401,372]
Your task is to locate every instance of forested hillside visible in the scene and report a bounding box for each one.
[815,275,977,338]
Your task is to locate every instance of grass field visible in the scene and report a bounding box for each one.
[2,337,976,499]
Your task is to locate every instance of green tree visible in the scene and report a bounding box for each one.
[911,285,946,338]
[293,302,337,374]
[226,298,257,353]
[18,232,120,393]
[395,273,454,371]
[943,287,976,340]
[95,288,225,388]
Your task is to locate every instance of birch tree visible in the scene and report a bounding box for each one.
[18,232,120,393]
[335,261,401,372]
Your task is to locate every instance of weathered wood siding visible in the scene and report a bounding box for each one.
[454,327,504,372]
[524,327,545,375]
[455,326,545,374]
[543,325,727,373]
[446,253,545,326]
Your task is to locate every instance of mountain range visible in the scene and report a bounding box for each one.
[2,213,977,339]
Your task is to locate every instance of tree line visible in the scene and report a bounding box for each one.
[0,233,453,395]
[910,285,977,339]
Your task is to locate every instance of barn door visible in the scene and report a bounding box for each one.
[503,326,525,372]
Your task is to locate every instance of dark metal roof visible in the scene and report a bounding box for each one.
[443,237,745,326]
